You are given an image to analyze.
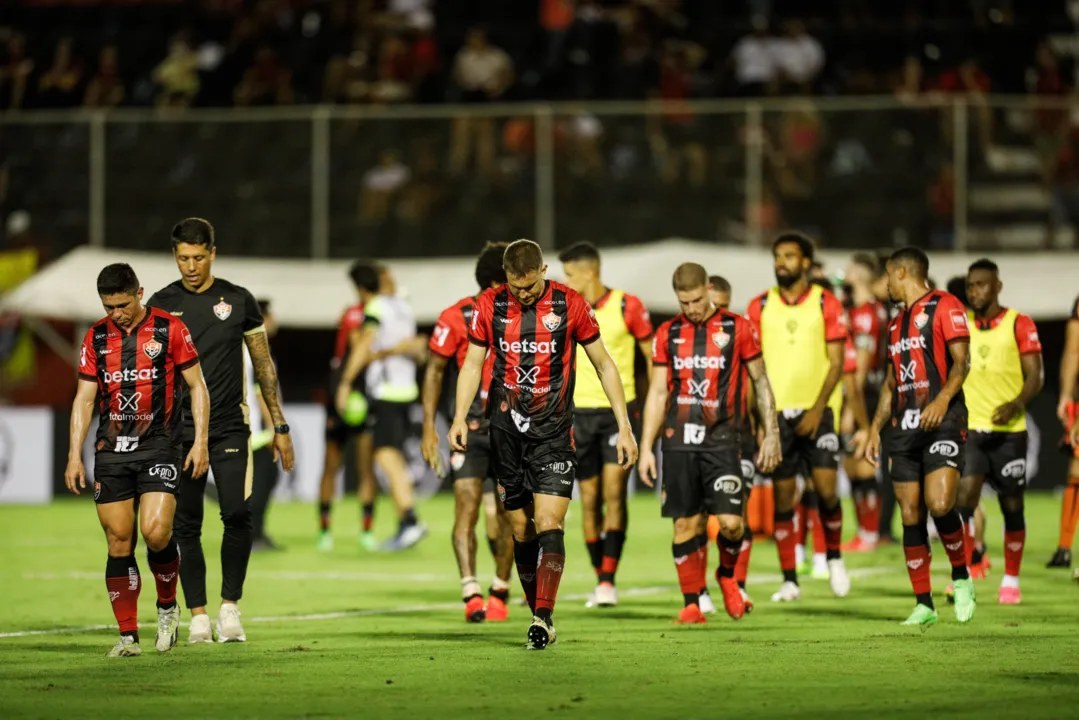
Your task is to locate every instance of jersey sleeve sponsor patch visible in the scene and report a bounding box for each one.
[78,327,98,379]
[652,321,671,366]
[170,318,200,368]
[468,290,493,346]
[942,296,970,342]
[570,290,600,344]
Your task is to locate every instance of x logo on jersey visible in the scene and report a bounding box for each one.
[688,378,711,397]
[118,393,143,411]
[514,366,541,386]
[899,361,917,382]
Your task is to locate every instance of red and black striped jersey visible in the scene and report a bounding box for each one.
[78,307,199,464]
[849,299,888,388]
[468,280,600,439]
[332,303,365,370]
[887,290,969,413]
[652,309,761,451]
[429,295,495,426]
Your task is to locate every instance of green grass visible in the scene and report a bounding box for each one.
[2,493,1078,719]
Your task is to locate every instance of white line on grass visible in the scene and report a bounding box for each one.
[0,566,893,640]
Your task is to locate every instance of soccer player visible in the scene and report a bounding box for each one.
[420,242,514,622]
[147,218,295,644]
[558,242,653,608]
[947,259,1043,604]
[451,239,637,650]
[318,267,377,552]
[841,254,889,552]
[745,232,850,602]
[336,262,428,551]
[639,263,781,624]
[1049,295,1079,568]
[862,247,974,627]
[66,263,210,657]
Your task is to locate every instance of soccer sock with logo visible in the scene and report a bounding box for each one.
[774,510,798,583]
[934,509,970,581]
[717,533,741,578]
[147,538,180,609]
[902,523,933,609]
[695,533,709,594]
[672,538,701,607]
[956,506,976,567]
[585,536,603,577]
[106,555,142,640]
[599,530,626,585]
[513,537,540,613]
[1058,478,1079,549]
[819,499,843,560]
[319,502,331,532]
[362,503,375,533]
[1001,502,1026,585]
[734,527,753,589]
[534,530,566,622]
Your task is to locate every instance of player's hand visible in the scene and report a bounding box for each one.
[615,427,638,468]
[421,422,444,474]
[184,440,209,479]
[756,430,782,475]
[992,400,1023,427]
[335,384,350,416]
[862,431,881,467]
[64,457,86,495]
[448,417,468,452]
[1058,396,1072,428]
[273,432,295,472]
[637,448,658,488]
[920,398,948,430]
[850,429,869,458]
[795,407,824,437]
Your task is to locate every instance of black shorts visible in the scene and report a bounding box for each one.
[773,408,839,479]
[661,446,746,519]
[965,431,1028,495]
[369,400,413,451]
[94,453,182,505]
[490,425,576,512]
[885,408,966,483]
[740,432,757,488]
[451,430,492,483]
[573,408,620,480]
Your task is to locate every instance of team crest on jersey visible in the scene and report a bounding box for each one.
[914,312,929,329]
[541,312,561,331]
[143,339,162,359]
[712,330,730,349]
[213,299,232,321]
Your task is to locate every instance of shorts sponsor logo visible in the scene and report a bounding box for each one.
[1001,459,1026,478]
[498,337,558,355]
[673,355,726,371]
[889,335,926,356]
[541,313,561,332]
[816,433,840,452]
[214,301,232,321]
[544,461,573,475]
[511,409,530,434]
[713,474,742,496]
[103,367,159,384]
[608,433,618,447]
[929,440,959,458]
[782,409,802,420]
[149,464,178,485]
[143,339,162,359]
[450,453,466,471]
[740,459,755,480]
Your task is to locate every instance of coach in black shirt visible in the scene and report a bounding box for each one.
[147,217,295,644]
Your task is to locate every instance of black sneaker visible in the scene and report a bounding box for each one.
[1047,549,1072,568]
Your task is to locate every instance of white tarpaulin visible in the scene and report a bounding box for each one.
[0,407,52,504]
[3,243,1078,326]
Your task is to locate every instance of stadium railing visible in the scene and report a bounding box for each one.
[0,95,1070,258]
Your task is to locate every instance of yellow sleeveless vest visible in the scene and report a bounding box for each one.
[966,308,1026,432]
[759,285,830,412]
[574,289,637,408]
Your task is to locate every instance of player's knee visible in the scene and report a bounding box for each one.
[718,514,744,540]
[672,516,698,539]
[1000,498,1025,531]
[533,512,564,534]
[105,531,135,557]
[141,524,172,553]
[924,496,953,518]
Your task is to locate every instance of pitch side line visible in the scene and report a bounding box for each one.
[0,567,893,640]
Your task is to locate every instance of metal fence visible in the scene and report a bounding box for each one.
[0,95,1071,259]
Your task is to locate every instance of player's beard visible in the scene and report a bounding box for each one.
[775,270,799,288]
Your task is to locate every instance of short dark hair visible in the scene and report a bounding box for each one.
[557,242,601,265]
[503,239,544,277]
[850,252,878,276]
[349,260,383,293]
[809,277,831,293]
[772,231,815,261]
[475,242,508,290]
[709,275,731,293]
[97,263,139,296]
[946,275,968,304]
[171,217,215,249]
[968,257,998,274]
[672,262,708,292]
[889,246,929,279]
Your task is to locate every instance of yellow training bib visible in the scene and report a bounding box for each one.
[758,285,830,412]
[966,308,1026,432]
[574,289,638,408]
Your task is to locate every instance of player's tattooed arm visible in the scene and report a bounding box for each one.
[870,373,895,434]
[244,330,286,426]
[745,357,778,436]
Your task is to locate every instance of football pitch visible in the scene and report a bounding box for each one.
[2,493,1078,719]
